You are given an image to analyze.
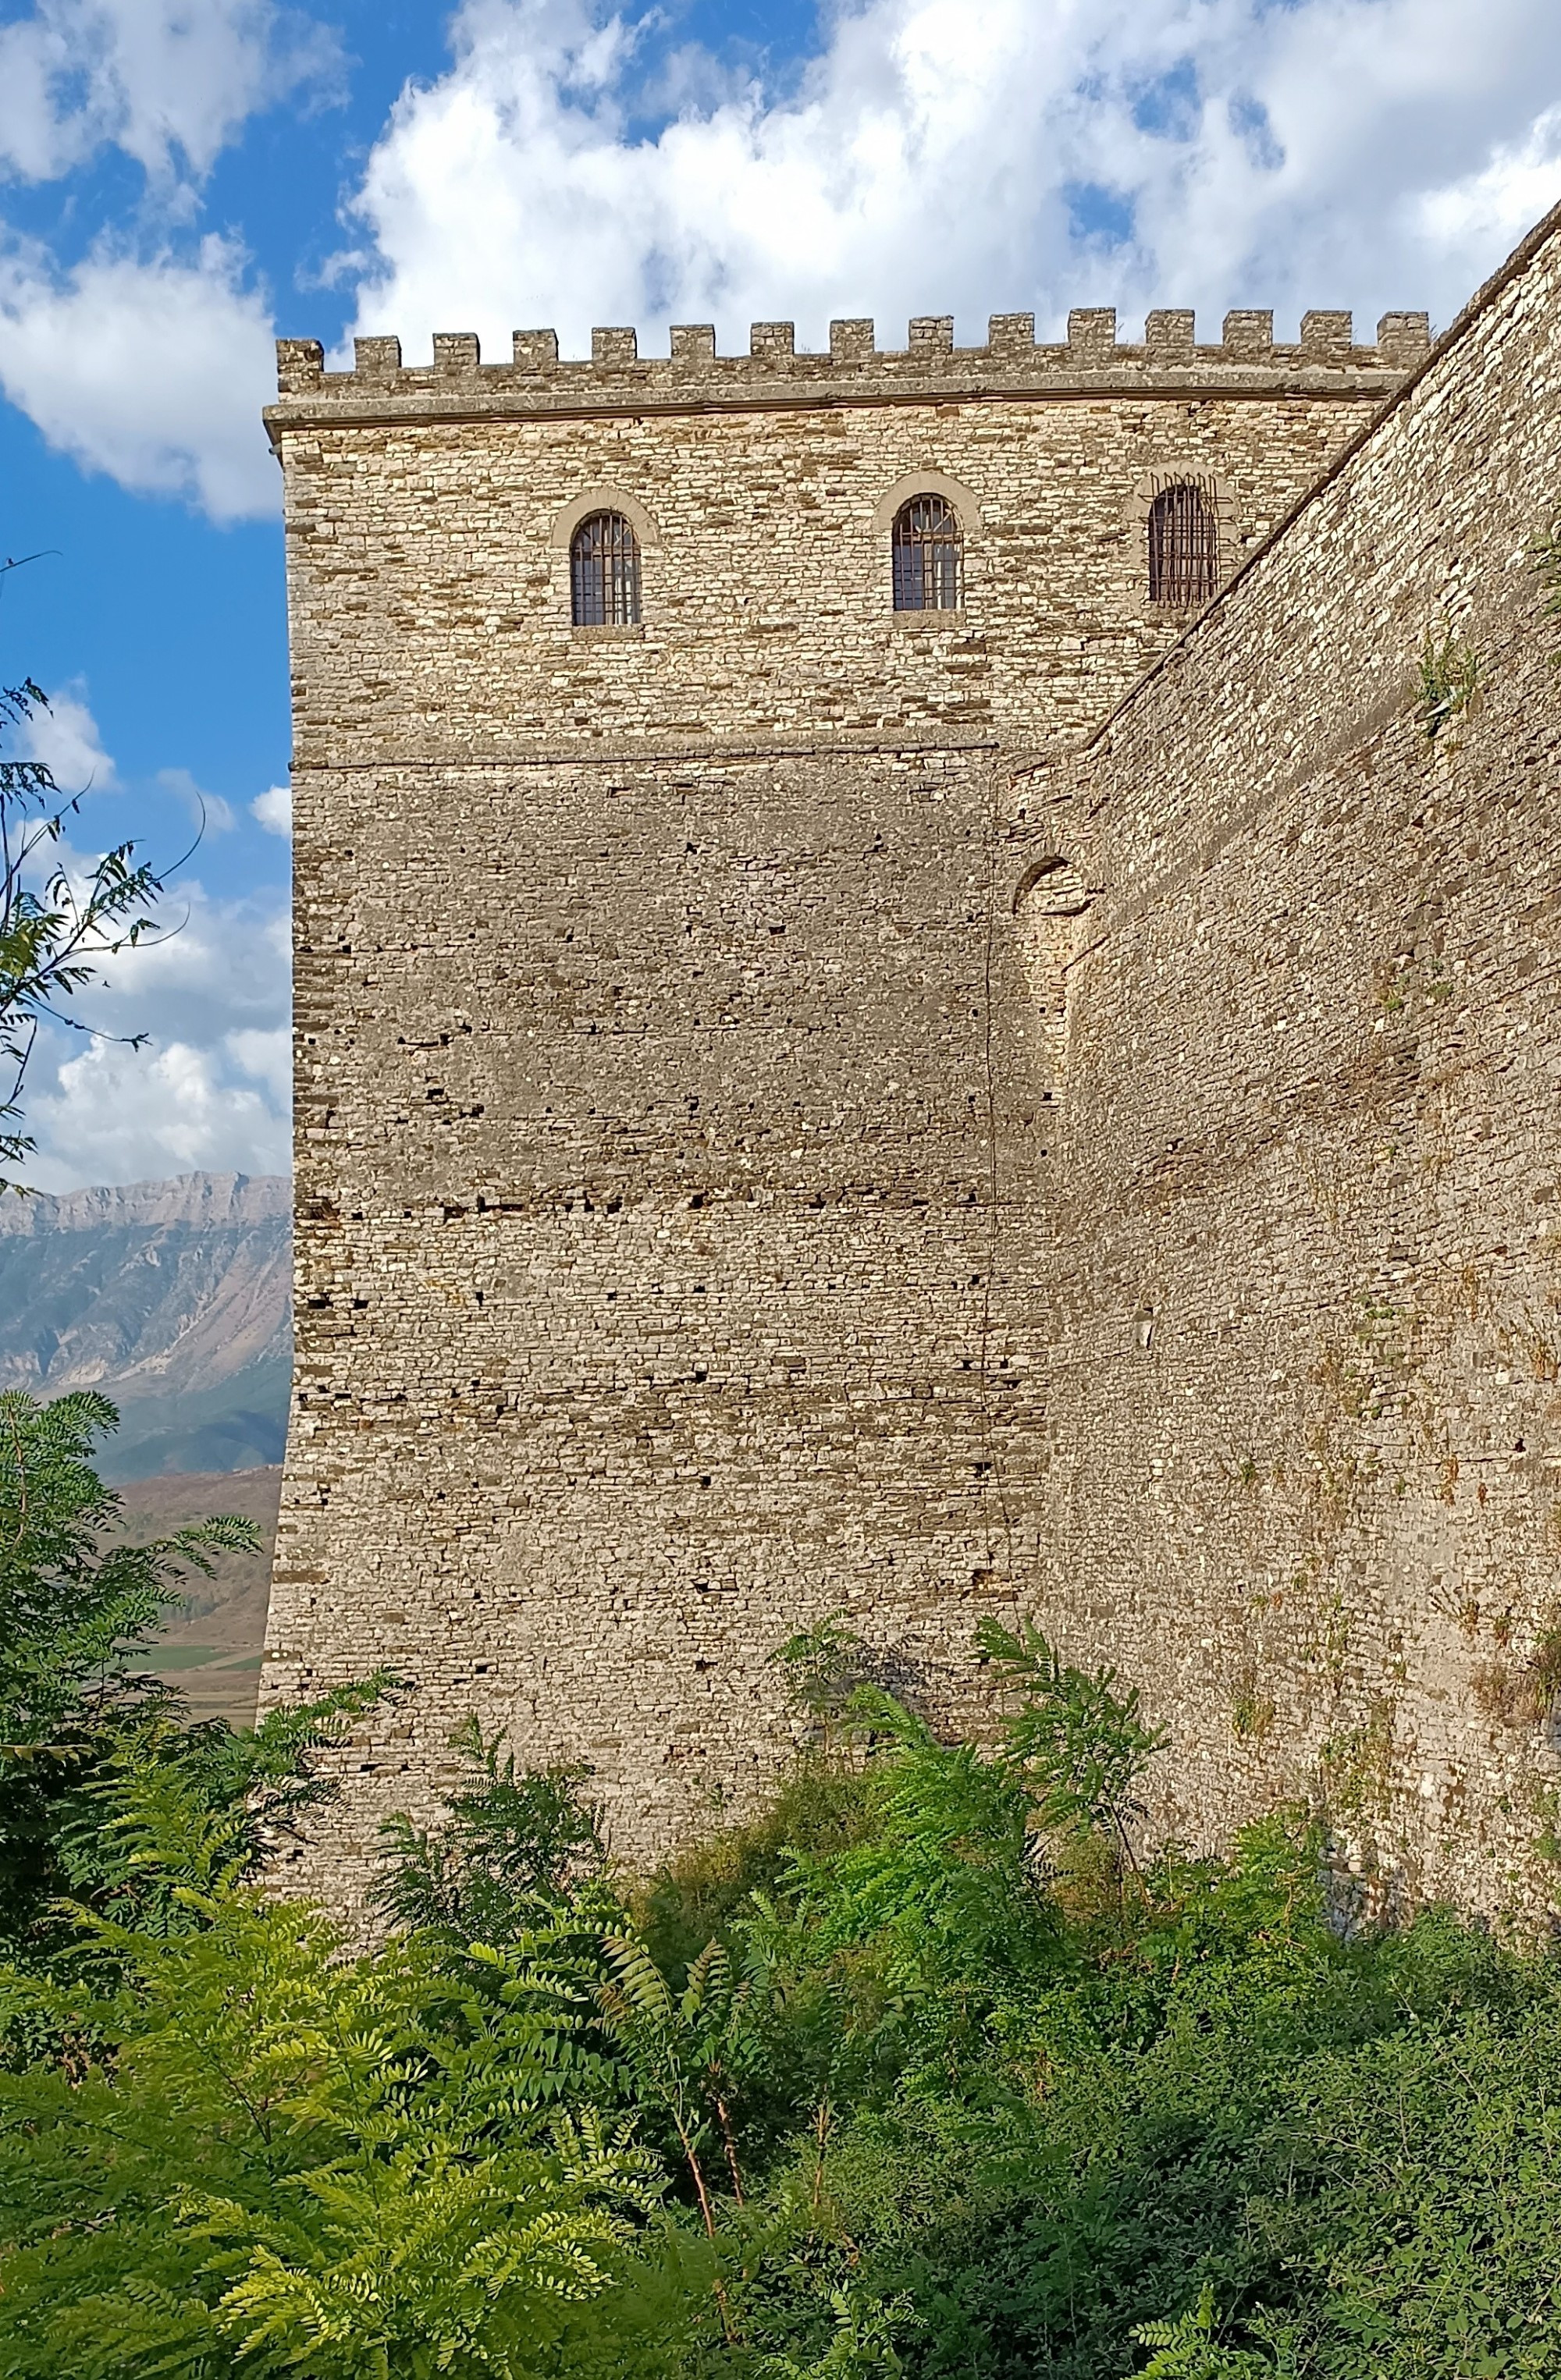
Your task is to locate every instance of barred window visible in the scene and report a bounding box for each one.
[571,510,642,626]
[1147,481,1218,607]
[892,495,962,612]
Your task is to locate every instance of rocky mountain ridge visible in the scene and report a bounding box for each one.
[0,1172,292,1480]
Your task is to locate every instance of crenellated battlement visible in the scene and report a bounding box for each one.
[267,305,1431,427]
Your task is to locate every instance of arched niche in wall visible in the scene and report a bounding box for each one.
[1012,854,1092,1075]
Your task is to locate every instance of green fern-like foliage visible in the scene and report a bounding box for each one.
[54,1674,399,1945]
[768,1610,869,1757]
[1131,2286,1275,2376]
[9,1451,1561,2380]
[595,1928,767,2227]
[976,1614,1168,1866]
[635,1763,877,1991]
[0,1884,673,2378]
[745,1683,1056,2046]
[0,1388,258,1749]
[754,2286,912,2376]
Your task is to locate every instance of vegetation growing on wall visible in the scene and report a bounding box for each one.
[1413,626,1482,741]
[1528,510,1561,666]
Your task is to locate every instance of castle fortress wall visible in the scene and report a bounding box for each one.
[261,302,1422,1910]
[1026,207,1561,1915]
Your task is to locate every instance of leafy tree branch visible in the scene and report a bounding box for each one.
[1,558,172,1190]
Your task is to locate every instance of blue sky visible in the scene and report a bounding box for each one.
[2,0,1559,1190]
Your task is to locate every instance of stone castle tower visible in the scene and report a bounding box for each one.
[261,233,1561,1920]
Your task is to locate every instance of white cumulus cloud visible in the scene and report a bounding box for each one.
[23,1034,290,1188]
[19,872,290,1192]
[1414,100,1561,276]
[0,0,340,186]
[5,698,291,1192]
[0,233,279,518]
[20,678,119,794]
[345,0,1561,358]
[6,0,1561,525]
[73,880,290,1051]
[0,1,337,523]
[225,1024,290,1107]
[251,783,291,837]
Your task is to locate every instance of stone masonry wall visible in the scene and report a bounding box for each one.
[265,744,1055,1899]
[261,307,1422,1914]
[1016,208,1561,1920]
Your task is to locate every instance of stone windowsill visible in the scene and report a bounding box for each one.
[891,608,969,632]
[571,623,645,641]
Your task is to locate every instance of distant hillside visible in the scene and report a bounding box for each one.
[117,1465,282,1726]
[0,1173,291,1480]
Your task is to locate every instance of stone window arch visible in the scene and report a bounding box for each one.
[569,510,642,627]
[1147,479,1219,607]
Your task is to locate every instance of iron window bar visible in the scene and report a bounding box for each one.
[1147,481,1219,608]
[892,495,962,612]
[571,511,642,625]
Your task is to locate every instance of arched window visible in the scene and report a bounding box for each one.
[571,510,642,626]
[892,495,962,612]
[1147,481,1218,607]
